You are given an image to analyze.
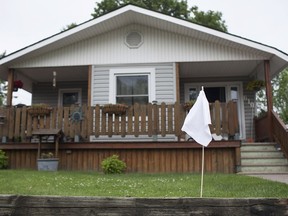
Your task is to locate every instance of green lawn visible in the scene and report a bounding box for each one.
[0,170,287,198]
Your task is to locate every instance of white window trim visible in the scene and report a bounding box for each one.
[109,68,155,104]
[58,88,82,107]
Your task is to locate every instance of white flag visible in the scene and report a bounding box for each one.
[181,88,212,146]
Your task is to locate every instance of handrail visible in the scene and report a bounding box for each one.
[271,111,288,158]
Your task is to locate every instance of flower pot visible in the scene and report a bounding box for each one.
[37,158,59,171]
[183,100,195,111]
[27,107,52,117]
[102,104,128,115]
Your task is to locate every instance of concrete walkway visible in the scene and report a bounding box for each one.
[248,174,288,184]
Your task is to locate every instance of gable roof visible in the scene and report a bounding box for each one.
[1,4,288,78]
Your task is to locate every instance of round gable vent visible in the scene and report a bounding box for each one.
[125,31,143,48]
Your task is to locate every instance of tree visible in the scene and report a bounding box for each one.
[190,6,227,32]
[91,0,227,32]
[272,68,288,123]
[61,23,78,32]
[256,68,288,124]
[0,82,6,106]
[0,51,6,59]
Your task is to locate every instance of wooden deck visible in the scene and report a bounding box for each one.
[1,140,241,173]
[0,102,241,173]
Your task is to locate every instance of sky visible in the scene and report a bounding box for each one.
[1,0,288,105]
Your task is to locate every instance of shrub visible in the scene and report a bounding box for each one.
[101,155,126,174]
[40,152,54,159]
[0,150,8,169]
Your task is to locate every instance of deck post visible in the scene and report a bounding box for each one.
[264,60,273,141]
[6,69,14,106]
[87,65,92,107]
[175,63,180,103]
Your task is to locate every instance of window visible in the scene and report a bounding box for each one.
[58,89,82,107]
[205,87,226,102]
[187,87,197,101]
[109,68,155,105]
[116,75,148,105]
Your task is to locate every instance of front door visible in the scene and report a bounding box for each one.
[184,82,245,139]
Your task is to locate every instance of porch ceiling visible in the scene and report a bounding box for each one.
[179,60,260,78]
[17,66,89,83]
[15,60,258,89]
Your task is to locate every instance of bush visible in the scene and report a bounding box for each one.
[0,150,8,169]
[101,155,126,174]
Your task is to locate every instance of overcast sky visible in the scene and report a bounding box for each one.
[1,0,288,105]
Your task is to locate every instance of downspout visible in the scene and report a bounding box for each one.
[264,60,273,141]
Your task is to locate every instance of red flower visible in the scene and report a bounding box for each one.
[13,80,23,88]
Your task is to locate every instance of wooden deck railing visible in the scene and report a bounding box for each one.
[0,101,239,142]
[271,111,288,158]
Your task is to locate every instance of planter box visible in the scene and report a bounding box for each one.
[27,107,52,117]
[37,158,59,171]
[102,104,128,115]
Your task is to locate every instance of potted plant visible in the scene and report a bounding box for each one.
[246,80,265,91]
[102,104,128,115]
[37,152,59,171]
[13,80,23,91]
[27,104,52,117]
[183,100,196,111]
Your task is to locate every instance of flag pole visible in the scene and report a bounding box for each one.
[200,145,205,198]
[181,85,211,198]
[200,86,205,198]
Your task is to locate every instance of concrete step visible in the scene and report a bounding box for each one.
[241,143,277,151]
[241,151,284,158]
[241,157,288,166]
[240,142,288,174]
[241,165,288,173]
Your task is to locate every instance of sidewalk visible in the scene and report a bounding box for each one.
[248,174,288,184]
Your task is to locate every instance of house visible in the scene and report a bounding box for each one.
[0,4,288,173]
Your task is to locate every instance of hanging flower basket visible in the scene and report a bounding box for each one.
[102,104,128,115]
[27,104,52,117]
[13,80,23,92]
[246,80,265,91]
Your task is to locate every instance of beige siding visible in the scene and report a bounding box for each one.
[91,63,175,105]
[32,81,88,107]
[13,24,268,68]
[91,67,110,105]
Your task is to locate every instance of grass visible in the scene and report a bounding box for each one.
[0,170,287,198]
